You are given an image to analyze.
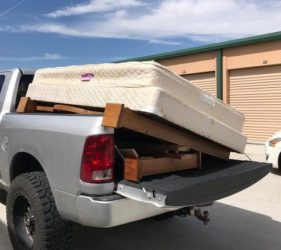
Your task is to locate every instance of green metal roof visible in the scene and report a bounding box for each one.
[119,31,281,62]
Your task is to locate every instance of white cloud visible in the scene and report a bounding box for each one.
[0,53,66,61]
[46,0,145,18]
[43,53,65,60]
[5,0,281,44]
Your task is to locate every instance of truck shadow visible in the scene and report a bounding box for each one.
[0,194,280,250]
[0,190,7,205]
[0,220,11,250]
[72,202,281,250]
[0,219,13,250]
[271,168,281,176]
[0,190,11,250]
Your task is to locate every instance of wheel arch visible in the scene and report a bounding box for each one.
[10,152,45,181]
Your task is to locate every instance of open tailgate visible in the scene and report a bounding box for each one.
[116,159,271,208]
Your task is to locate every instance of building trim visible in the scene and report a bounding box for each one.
[118,31,281,62]
[216,50,223,100]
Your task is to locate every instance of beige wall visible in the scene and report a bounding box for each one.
[158,51,216,75]
[157,52,217,96]
[224,40,281,70]
[223,40,281,103]
[156,40,281,104]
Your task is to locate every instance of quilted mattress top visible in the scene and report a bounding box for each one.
[30,61,244,132]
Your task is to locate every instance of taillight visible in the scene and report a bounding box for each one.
[80,135,114,183]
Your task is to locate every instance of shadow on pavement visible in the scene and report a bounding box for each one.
[0,190,7,205]
[72,202,281,250]
[0,195,280,250]
[0,191,11,250]
[0,219,11,250]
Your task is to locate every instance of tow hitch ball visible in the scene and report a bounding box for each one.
[176,208,210,225]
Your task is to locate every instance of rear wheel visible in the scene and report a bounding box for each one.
[6,171,72,250]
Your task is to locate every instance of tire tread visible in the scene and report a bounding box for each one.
[6,171,72,250]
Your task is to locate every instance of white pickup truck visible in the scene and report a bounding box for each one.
[0,69,271,250]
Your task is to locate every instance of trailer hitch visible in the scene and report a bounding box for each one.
[176,207,210,225]
[193,209,210,225]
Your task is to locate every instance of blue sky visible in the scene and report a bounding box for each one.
[0,0,281,69]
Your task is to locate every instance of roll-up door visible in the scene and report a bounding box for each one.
[182,72,216,97]
[229,65,281,142]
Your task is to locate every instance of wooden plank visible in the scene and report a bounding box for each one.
[164,152,197,160]
[117,142,189,156]
[120,149,140,181]
[16,97,37,113]
[53,104,103,115]
[103,104,230,159]
[36,106,54,112]
[102,103,125,128]
[122,149,199,181]
[119,146,194,159]
[124,158,140,181]
[140,155,198,178]
[17,97,104,115]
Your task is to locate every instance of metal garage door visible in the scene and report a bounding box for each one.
[229,65,281,142]
[182,72,216,97]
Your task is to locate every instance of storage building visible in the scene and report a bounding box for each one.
[125,32,281,143]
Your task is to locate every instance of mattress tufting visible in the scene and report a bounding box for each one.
[26,61,247,152]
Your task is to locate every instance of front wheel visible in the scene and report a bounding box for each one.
[6,171,72,250]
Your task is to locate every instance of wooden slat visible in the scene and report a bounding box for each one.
[117,142,189,156]
[124,157,199,181]
[16,97,37,113]
[53,104,103,115]
[16,97,104,115]
[36,106,54,112]
[122,149,199,181]
[103,103,230,159]
[102,103,124,127]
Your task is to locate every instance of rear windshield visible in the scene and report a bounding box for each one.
[15,74,34,109]
[0,75,5,93]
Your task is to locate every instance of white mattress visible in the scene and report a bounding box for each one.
[26,61,247,152]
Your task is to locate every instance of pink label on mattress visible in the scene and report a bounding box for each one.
[81,73,94,81]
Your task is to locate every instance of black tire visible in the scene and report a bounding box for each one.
[6,171,72,250]
[278,154,281,171]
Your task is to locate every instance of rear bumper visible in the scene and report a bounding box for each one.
[76,195,181,228]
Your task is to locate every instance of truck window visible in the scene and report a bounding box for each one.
[15,74,34,109]
[0,75,5,93]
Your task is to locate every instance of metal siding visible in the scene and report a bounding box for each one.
[182,72,216,97]
[229,65,281,142]
[118,31,281,62]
